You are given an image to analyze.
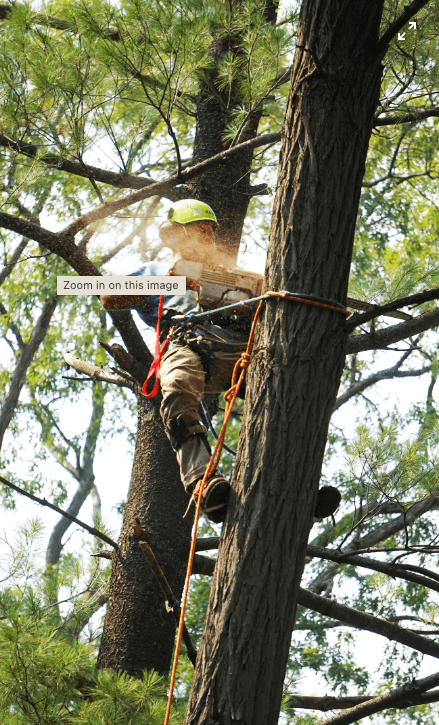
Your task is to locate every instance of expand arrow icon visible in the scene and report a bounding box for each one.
[398,32,406,39]
[409,20,417,29]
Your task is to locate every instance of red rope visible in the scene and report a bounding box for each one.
[142,270,173,399]
[142,294,170,398]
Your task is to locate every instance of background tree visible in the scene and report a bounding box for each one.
[2,0,439,723]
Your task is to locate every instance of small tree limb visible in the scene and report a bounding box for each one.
[0,475,119,551]
[62,348,135,390]
[138,540,198,666]
[99,341,148,387]
[375,105,439,126]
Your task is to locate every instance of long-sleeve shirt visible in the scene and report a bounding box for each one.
[129,261,199,331]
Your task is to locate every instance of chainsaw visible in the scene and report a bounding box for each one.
[171,259,263,315]
[171,259,412,321]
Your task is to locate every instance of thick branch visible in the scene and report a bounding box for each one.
[0,475,119,550]
[194,543,439,594]
[347,308,439,354]
[0,212,150,365]
[319,670,439,725]
[376,0,432,56]
[297,588,439,659]
[192,554,216,576]
[0,134,160,190]
[195,537,220,551]
[0,210,100,275]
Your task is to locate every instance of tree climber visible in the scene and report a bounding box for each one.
[100,199,341,525]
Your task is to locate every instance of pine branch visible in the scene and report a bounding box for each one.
[0,475,119,551]
[376,0,432,57]
[319,670,439,725]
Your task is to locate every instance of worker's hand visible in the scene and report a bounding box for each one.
[100,294,147,310]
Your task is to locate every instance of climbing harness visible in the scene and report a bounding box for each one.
[143,290,350,399]
[163,291,349,725]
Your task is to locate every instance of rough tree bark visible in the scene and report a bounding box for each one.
[185,2,387,723]
[96,391,193,675]
[186,90,261,261]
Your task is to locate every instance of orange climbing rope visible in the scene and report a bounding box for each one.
[163,292,349,725]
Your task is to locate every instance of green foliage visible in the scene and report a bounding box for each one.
[0,522,183,725]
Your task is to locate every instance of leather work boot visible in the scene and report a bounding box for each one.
[196,476,230,524]
[314,486,341,521]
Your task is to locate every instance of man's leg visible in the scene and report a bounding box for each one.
[159,344,211,491]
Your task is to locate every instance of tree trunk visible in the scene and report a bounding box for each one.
[186,89,261,262]
[185,2,386,723]
[97,393,193,675]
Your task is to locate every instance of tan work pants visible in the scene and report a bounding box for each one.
[158,343,243,489]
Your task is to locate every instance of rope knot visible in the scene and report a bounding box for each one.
[239,352,251,369]
[223,386,238,404]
